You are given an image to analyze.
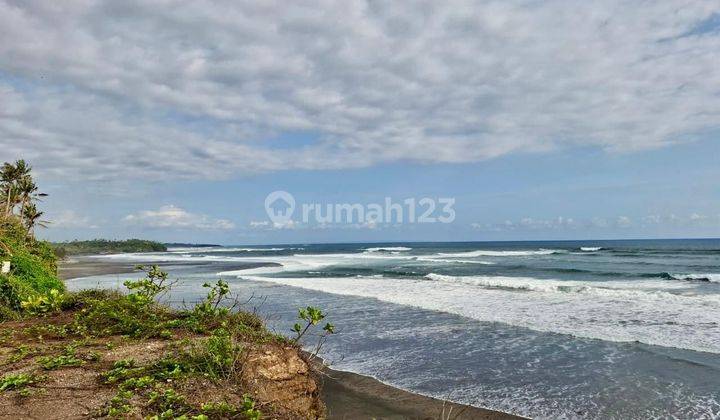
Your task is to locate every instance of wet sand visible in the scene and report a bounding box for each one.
[58,257,138,280]
[319,364,521,419]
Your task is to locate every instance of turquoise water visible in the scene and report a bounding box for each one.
[68,240,720,419]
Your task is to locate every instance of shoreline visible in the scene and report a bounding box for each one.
[318,362,521,419]
[59,257,521,419]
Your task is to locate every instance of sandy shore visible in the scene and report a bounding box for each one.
[59,257,521,419]
[58,257,138,280]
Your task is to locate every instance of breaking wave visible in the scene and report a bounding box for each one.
[363,246,412,253]
[664,273,720,283]
[436,249,564,257]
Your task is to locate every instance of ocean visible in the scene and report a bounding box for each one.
[67,239,720,419]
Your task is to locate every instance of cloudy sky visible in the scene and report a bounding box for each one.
[1,0,719,244]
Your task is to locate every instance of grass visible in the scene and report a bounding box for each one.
[93,329,266,418]
[179,326,251,381]
[0,263,330,419]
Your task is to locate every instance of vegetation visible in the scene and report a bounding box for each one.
[1,264,332,418]
[293,307,334,339]
[0,160,62,320]
[0,158,334,418]
[52,238,167,258]
[1,159,48,235]
[0,373,36,391]
[37,345,84,370]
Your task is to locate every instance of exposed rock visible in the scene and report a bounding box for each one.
[242,345,324,419]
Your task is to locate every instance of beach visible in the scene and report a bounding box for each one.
[60,257,520,420]
[60,241,720,418]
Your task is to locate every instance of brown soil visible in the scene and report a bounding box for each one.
[0,312,323,419]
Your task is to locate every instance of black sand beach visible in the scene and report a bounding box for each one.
[59,257,520,420]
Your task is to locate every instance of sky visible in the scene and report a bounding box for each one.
[1,0,719,244]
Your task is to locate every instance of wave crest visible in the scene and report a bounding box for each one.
[364,246,412,253]
[424,273,712,301]
[436,249,563,257]
[665,273,720,283]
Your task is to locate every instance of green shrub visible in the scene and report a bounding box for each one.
[72,266,179,338]
[0,213,62,319]
[9,251,64,295]
[193,279,231,319]
[73,293,175,338]
[38,353,84,370]
[60,289,124,311]
[147,388,187,414]
[240,395,262,420]
[38,344,84,370]
[0,216,27,252]
[21,289,65,314]
[0,373,36,392]
[292,306,335,343]
[0,302,19,321]
[184,328,242,380]
[0,274,33,311]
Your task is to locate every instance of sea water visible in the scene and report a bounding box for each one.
[67,240,720,419]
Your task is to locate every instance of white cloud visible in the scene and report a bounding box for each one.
[615,216,632,228]
[1,1,719,181]
[641,215,662,225]
[474,213,720,231]
[271,220,297,230]
[248,219,299,230]
[123,205,235,230]
[49,210,98,229]
[473,216,578,231]
[642,213,720,227]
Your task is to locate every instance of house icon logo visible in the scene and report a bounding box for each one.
[265,190,295,225]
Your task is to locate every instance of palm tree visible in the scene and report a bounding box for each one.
[1,160,44,220]
[1,160,49,240]
[16,175,39,224]
[1,161,17,216]
[11,160,31,216]
[1,160,33,217]
[22,202,48,237]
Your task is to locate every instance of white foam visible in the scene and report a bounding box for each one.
[364,246,412,252]
[172,247,297,253]
[95,253,250,263]
[671,273,720,283]
[211,247,288,252]
[416,257,495,265]
[425,273,714,301]
[580,247,603,252]
[436,249,563,257]
[167,246,222,252]
[231,273,720,354]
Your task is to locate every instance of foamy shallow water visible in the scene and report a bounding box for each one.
[72,240,720,419]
